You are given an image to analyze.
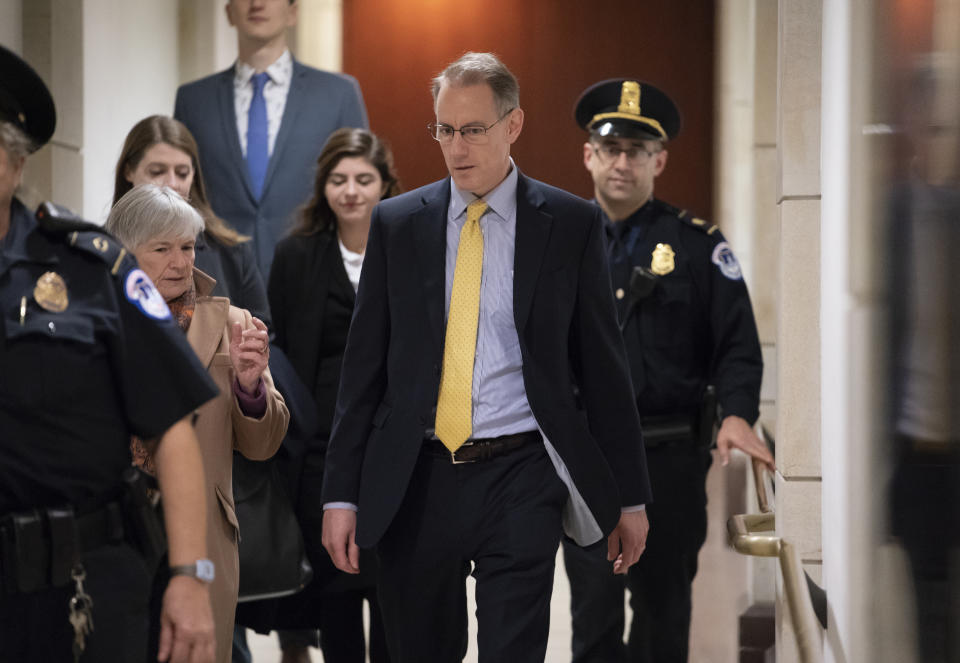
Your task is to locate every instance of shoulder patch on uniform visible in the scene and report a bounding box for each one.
[124,269,172,321]
[711,241,743,280]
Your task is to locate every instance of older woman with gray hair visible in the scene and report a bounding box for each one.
[107,183,289,663]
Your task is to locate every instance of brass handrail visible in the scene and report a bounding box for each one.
[753,457,773,513]
[727,459,824,662]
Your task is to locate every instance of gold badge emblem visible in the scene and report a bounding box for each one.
[33,271,69,312]
[650,243,676,276]
[618,81,642,116]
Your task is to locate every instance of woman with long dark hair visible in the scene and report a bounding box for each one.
[268,127,400,663]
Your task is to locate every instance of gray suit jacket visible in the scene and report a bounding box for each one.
[174,60,368,279]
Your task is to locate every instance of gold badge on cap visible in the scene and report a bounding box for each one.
[33,271,69,313]
[618,81,642,116]
[650,243,676,276]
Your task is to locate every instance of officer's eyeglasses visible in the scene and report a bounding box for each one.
[592,143,660,166]
[427,109,515,145]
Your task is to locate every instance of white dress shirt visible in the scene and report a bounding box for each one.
[338,237,364,293]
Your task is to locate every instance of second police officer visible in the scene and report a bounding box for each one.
[562,79,775,663]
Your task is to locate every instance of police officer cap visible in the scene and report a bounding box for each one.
[574,79,680,141]
[0,45,56,151]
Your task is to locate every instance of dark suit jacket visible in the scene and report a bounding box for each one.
[269,228,353,435]
[321,172,652,549]
[174,59,368,279]
[261,229,380,628]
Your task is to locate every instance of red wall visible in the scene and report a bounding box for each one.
[343,1,715,219]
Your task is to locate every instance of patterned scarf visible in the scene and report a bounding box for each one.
[165,279,197,332]
[130,277,198,475]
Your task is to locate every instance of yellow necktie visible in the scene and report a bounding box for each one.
[435,199,488,452]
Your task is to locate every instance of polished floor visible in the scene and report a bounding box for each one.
[247,450,747,662]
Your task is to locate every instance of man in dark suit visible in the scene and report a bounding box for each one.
[174,0,367,279]
[321,52,652,663]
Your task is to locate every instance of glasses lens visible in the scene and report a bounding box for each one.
[597,144,653,165]
[461,126,489,144]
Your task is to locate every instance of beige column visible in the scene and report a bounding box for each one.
[0,0,22,53]
[775,0,823,661]
[707,9,755,659]
[695,2,781,658]
[751,0,780,607]
[20,0,83,212]
[295,0,342,72]
[178,0,237,85]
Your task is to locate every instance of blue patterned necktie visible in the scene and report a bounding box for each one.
[246,72,270,200]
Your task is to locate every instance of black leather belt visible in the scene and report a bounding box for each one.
[424,430,541,464]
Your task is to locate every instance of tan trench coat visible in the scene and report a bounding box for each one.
[186,269,288,662]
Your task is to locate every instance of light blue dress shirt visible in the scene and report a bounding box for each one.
[443,161,538,438]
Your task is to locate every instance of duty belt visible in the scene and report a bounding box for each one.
[0,502,125,595]
[640,413,699,448]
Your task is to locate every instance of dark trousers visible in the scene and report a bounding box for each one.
[277,587,389,663]
[563,445,710,663]
[375,441,567,663]
[318,588,390,663]
[0,542,153,662]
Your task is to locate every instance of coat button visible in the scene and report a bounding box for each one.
[615,288,625,300]
[47,321,56,334]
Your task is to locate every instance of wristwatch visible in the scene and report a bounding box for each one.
[169,559,215,583]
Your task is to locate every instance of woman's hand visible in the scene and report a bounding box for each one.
[230,316,269,393]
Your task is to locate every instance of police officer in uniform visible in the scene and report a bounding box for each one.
[562,79,775,663]
[0,45,219,662]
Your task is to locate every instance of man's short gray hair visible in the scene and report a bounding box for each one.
[106,184,204,251]
[0,120,37,161]
[431,52,519,117]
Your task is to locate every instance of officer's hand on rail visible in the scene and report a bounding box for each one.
[157,575,215,663]
[717,415,775,473]
[608,509,649,575]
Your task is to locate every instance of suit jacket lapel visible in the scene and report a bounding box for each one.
[413,179,451,349]
[217,68,256,202]
[261,60,305,201]
[514,172,552,332]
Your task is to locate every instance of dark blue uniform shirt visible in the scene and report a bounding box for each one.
[602,198,762,422]
[0,198,217,514]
